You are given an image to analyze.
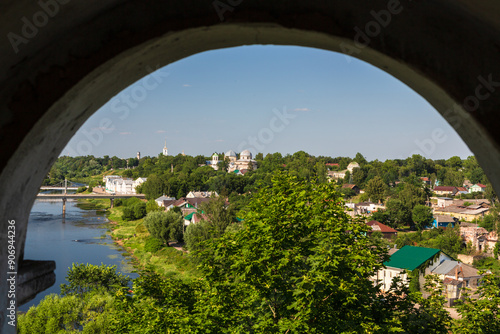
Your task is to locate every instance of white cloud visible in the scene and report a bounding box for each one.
[215,139,224,142]
[294,108,311,112]
[156,130,166,133]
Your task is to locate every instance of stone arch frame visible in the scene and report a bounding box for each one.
[1,1,500,331]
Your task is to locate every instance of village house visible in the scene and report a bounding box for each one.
[155,195,176,207]
[434,202,490,222]
[432,215,457,228]
[345,202,385,216]
[469,183,487,193]
[342,184,360,194]
[374,246,453,292]
[430,260,483,306]
[433,186,458,196]
[420,177,431,186]
[328,162,360,181]
[463,179,473,189]
[186,191,218,198]
[366,220,397,239]
[436,197,453,208]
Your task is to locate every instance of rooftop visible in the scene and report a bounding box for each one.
[384,246,441,271]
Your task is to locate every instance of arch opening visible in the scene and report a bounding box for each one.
[2,1,500,331]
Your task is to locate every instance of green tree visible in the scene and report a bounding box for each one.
[143,211,184,245]
[386,198,412,227]
[198,195,236,238]
[60,263,130,296]
[365,175,387,203]
[146,199,162,213]
[371,209,394,227]
[18,292,114,333]
[133,202,146,220]
[184,220,211,253]
[195,172,400,332]
[454,273,500,333]
[412,204,434,231]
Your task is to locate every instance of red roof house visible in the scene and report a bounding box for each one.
[366,220,398,239]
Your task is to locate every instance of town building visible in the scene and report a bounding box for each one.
[460,226,498,253]
[420,177,431,186]
[436,197,453,208]
[433,186,458,196]
[430,260,483,306]
[373,246,452,292]
[366,220,397,239]
[328,161,360,181]
[469,183,487,193]
[186,191,218,198]
[155,195,176,207]
[162,139,168,156]
[434,202,490,221]
[227,149,257,172]
[432,215,457,228]
[104,176,147,194]
[342,184,360,194]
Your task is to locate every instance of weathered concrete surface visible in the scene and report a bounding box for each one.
[1,1,500,332]
[17,260,56,306]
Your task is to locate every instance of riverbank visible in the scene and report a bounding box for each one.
[20,199,138,311]
[103,203,198,280]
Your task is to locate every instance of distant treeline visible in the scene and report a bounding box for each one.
[45,152,490,202]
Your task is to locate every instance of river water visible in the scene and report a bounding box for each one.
[20,199,138,312]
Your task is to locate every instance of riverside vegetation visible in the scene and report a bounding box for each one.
[19,173,500,333]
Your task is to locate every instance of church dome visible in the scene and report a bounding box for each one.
[240,150,252,159]
[225,150,237,157]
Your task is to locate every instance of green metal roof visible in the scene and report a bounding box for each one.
[384,245,440,271]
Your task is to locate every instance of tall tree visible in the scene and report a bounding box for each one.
[143,211,184,244]
[365,176,387,203]
[412,204,434,231]
[196,172,402,332]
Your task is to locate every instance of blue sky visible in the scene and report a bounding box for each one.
[62,45,472,160]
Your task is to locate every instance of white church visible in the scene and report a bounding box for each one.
[208,150,257,172]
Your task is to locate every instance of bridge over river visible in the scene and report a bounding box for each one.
[37,187,146,216]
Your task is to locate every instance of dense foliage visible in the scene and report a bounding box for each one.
[20,173,500,333]
[143,210,184,244]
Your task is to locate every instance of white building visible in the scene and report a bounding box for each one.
[162,139,168,156]
[227,149,257,172]
[186,191,218,198]
[104,176,147,194]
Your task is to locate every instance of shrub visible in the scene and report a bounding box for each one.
[60,263,130,296]
[144,237,165,253]
[143,211,184,244]
[133,202,147,220]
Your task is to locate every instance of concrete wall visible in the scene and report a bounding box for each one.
[2,1,500,332]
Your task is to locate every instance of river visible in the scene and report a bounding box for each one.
[19,199,138,312]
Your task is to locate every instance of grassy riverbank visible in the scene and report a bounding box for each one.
[106,206,199,280]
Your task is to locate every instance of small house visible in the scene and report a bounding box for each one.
[374,246,452,292]
[366,220,397,239]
